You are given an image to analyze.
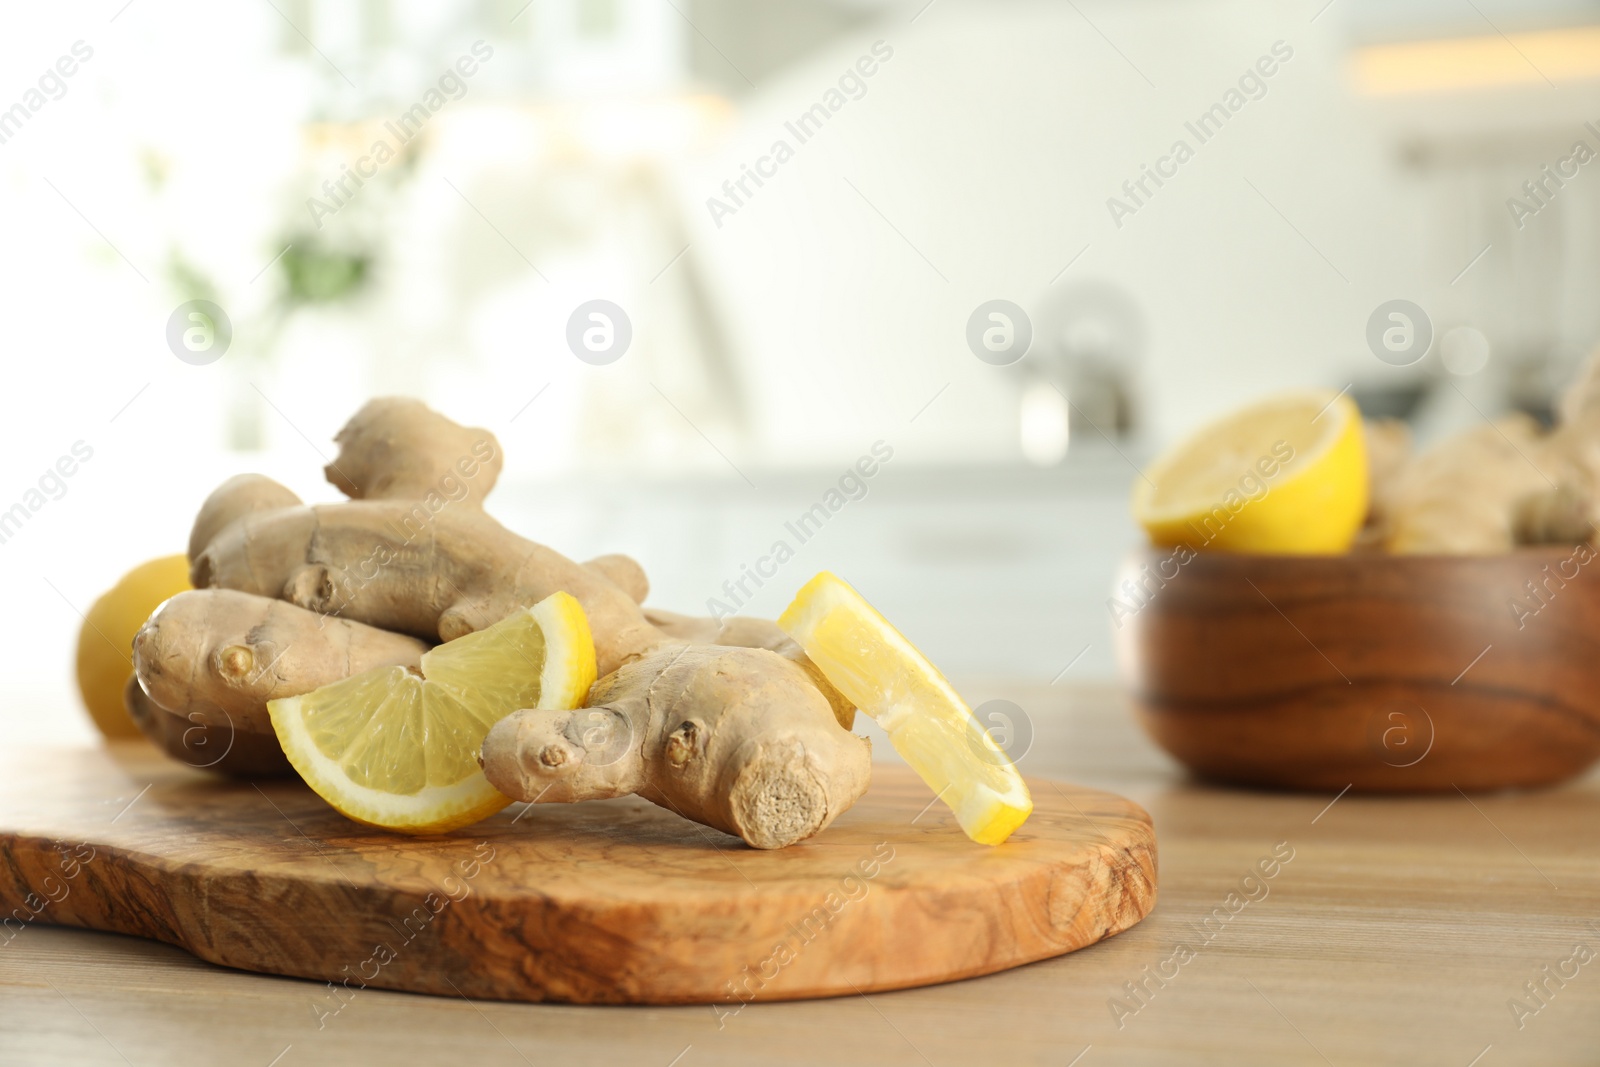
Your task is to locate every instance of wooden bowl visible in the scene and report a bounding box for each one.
[1113,546,1600,792]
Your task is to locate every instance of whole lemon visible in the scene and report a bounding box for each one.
[75,554,191,739]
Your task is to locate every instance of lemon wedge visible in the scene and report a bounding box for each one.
[1133,389,1368,554]
[269,591,596,834]
[778,572,1032,845]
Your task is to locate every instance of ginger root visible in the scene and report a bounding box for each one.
[1513,482,1595,545]
[1381,415,1549,554]
[124,675,295,777]
[586,553,649,603]
[186,397,659,674]
[133,589,428,734]
[1358,418,1411,545]
[645,607,856,730]
[191,498,666,678]
[324,396,502,508]
[481,646,870,849]
[139,396,866,847]
[187,473,304,562]
[1376,351,1600,553]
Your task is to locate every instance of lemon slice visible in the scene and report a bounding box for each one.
[1133,390,1369,554]
[778,572,1032,845]
[269,591,596,834]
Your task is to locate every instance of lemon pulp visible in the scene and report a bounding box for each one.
[270,591,595,833]
[779,572,1032,845]
[1133,390,1368,555]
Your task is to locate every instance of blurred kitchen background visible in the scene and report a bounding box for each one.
[3,0,1598,744]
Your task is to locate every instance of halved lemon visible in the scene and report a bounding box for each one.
[1133,389,1369,554]
[778,572,1032,845]
[269,592,596,834]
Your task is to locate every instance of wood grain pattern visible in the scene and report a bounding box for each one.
[0,744,1155,1005]
[4,687,1597,1067]
[1114,546,1600,791]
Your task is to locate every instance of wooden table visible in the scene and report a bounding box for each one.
[3,684,1597,1066]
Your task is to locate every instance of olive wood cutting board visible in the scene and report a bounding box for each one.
[0,743,1156,1005]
